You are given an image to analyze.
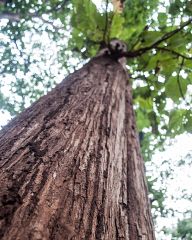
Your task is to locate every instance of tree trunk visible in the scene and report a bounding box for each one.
[0,56,155,240]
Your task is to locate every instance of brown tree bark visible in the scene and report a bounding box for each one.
[0,56,155,240]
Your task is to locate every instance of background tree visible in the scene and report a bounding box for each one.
[0,0,192,238]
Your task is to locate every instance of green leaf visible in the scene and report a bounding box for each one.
[158,13,167,26]
[142,31,162,46]
[165,76,187,101]
[169,2,181,15]
[71,0,104,41]
[185,60,192,69]
[110,13,125,38]
[136,97,153,112]
[168,34,186,48]
[161,59,178,77]
[136,109,151,130]
[119,28,136,41]
[168,109,186,134]
[184,110,192,131]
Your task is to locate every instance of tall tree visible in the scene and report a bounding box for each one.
[0,0,192,239]
[0,55,155,239]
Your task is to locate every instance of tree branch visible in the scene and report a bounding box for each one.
[0,0,69,21]
[0,0,69,27]
[177,58,185,100]
[0,12,20,21]
[32,16,63,31]
[0,12,63,30]
[124,18,192,58]
[155,47,192,60]
[103,0,109,43]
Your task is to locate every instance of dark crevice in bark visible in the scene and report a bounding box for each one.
[115,218,119,240]
[0,185,22,239]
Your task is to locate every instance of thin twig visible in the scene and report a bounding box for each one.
[177,58,185,100]
[151,18,192,47]
[32,16,63,31]
[155,47,192,60]
[0,12,20,21]
[103,0,109,43]
[0,12,63,31]
[0,0,68,30]
[0,0,69,20]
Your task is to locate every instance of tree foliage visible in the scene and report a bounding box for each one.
[0,0,192,238]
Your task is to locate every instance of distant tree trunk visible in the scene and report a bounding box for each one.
[0,56,155,240]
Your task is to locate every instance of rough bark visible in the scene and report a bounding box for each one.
[0,56,155,240]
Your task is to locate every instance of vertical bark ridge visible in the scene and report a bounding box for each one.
[125,84,155,239]
[0,56,155,239]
